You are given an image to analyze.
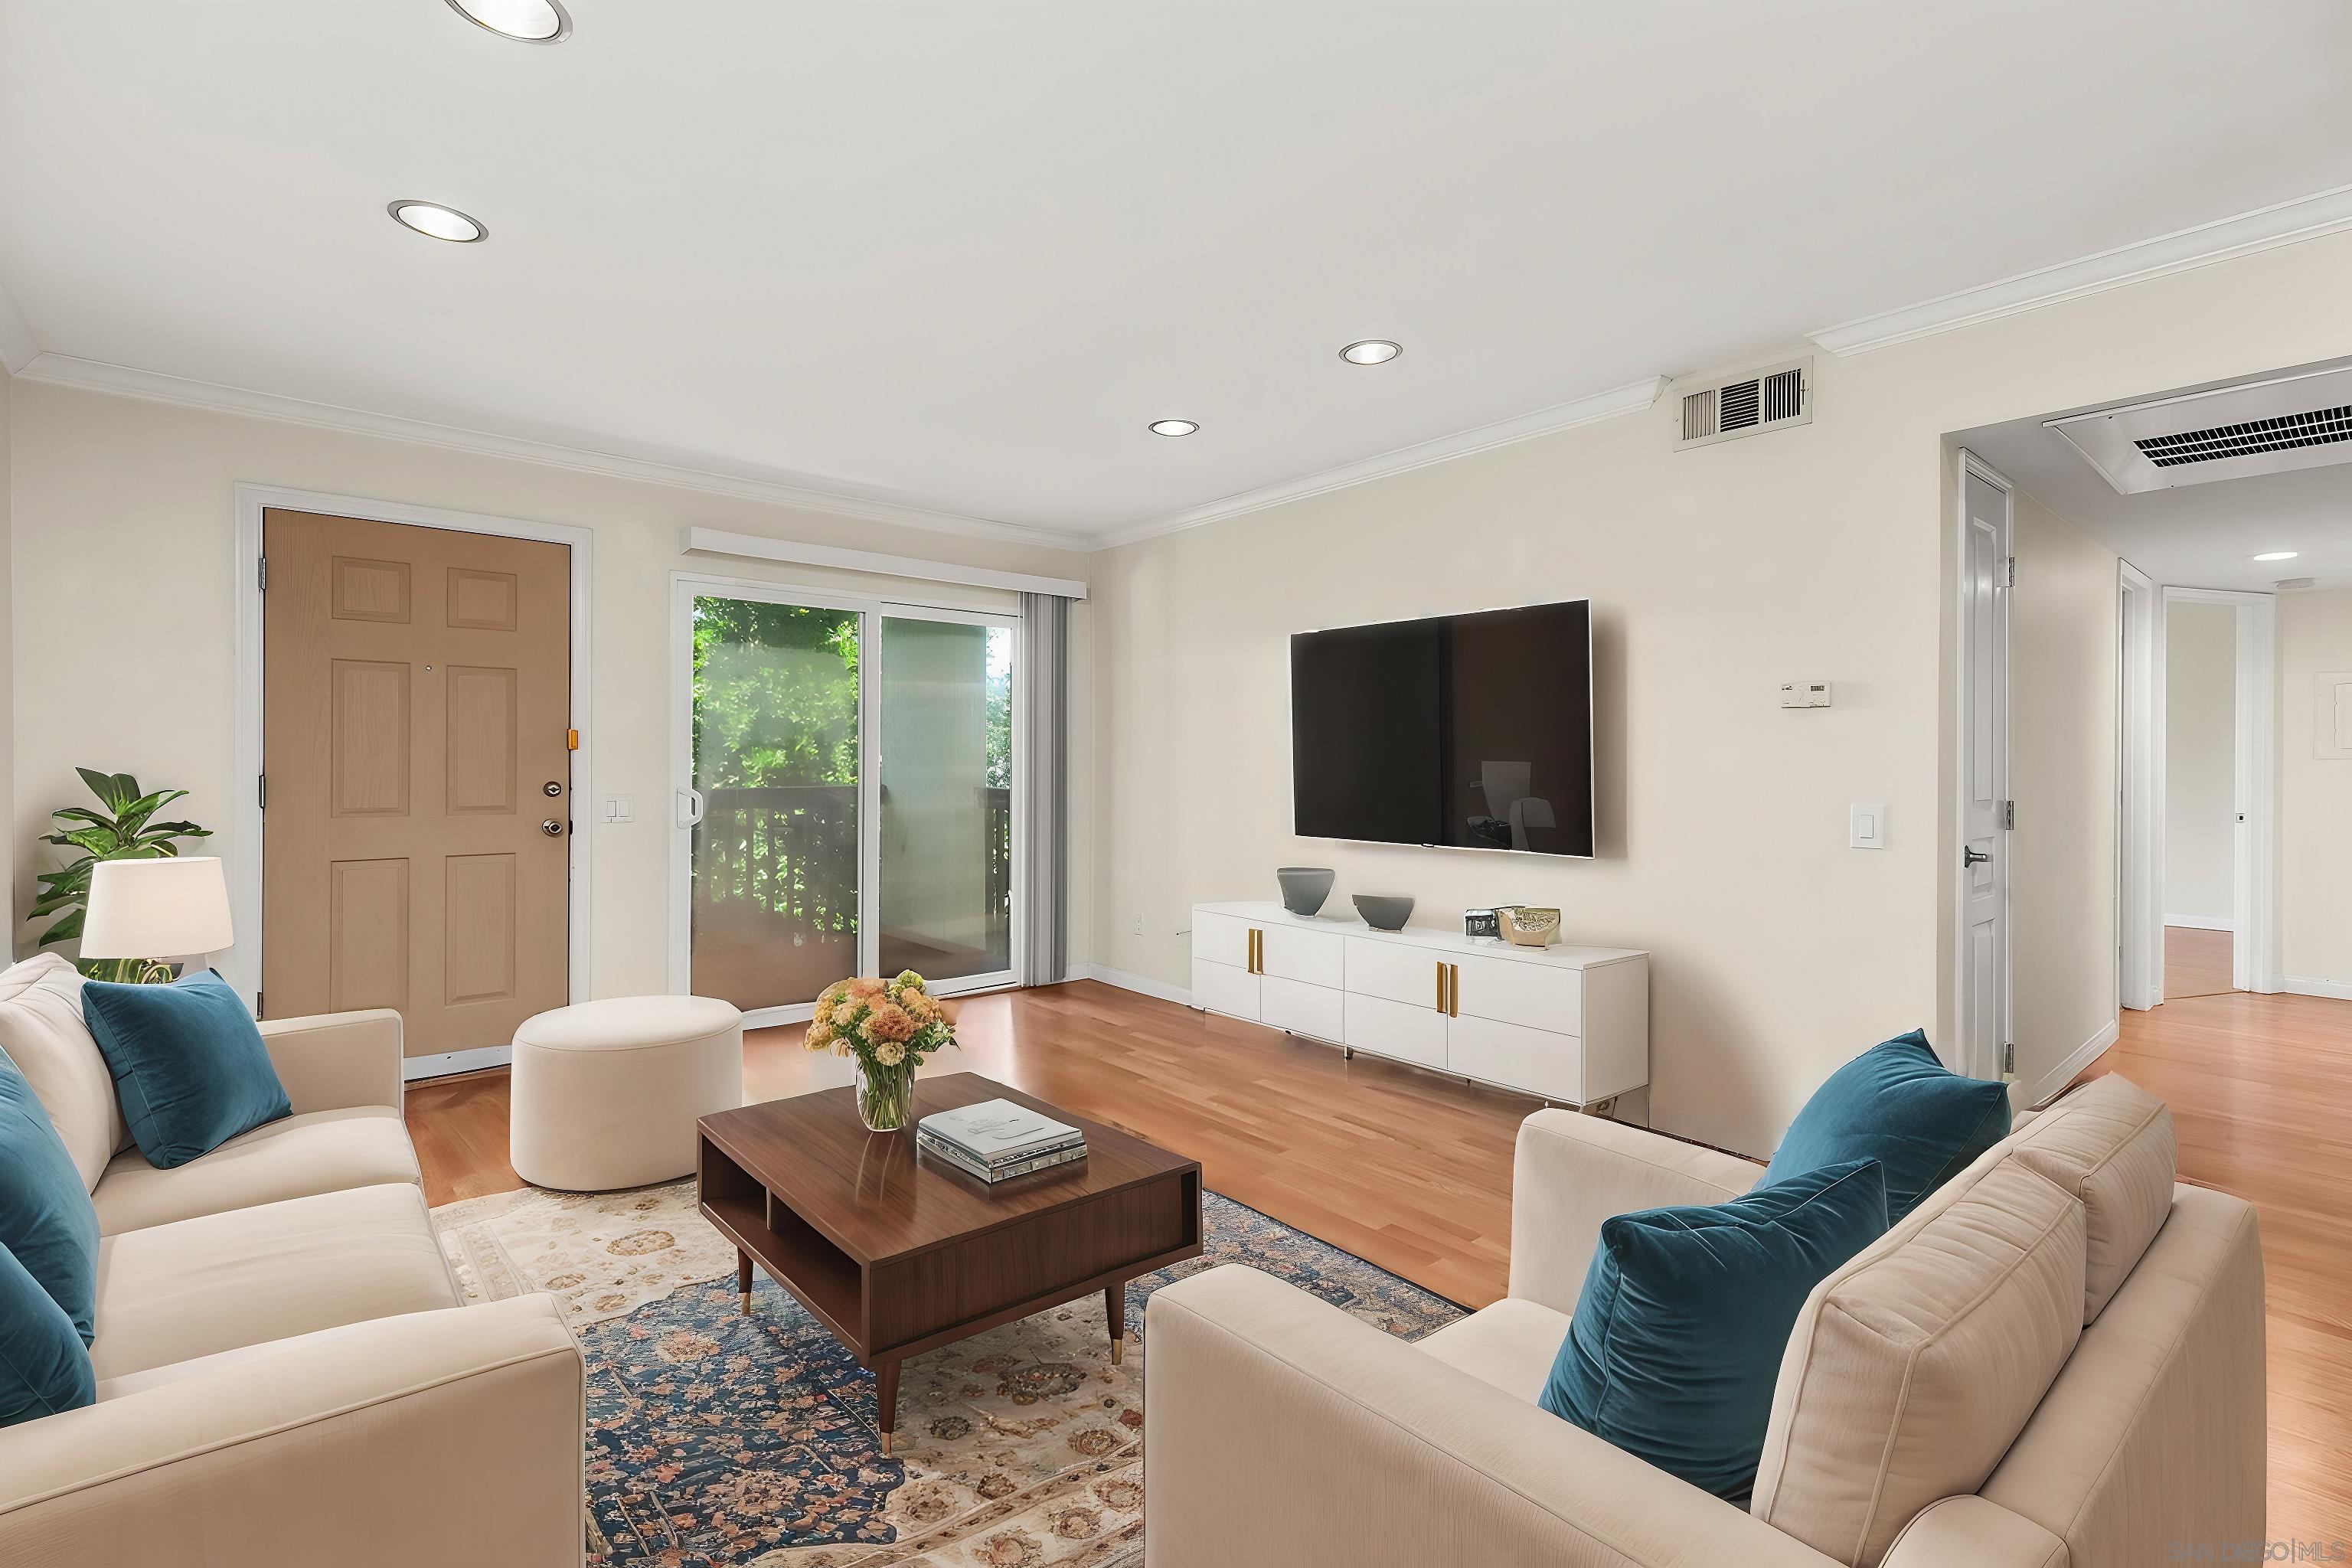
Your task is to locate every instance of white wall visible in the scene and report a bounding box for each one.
[2278,588,2352,994]
[6,381,1095,996]
[2164,600,2236,927]
[2008,489,2118,1098]
[1092,227,2352,1157]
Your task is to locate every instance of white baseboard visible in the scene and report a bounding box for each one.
[2280,975,2352,1001]
[1070,962,1192,1008]
[2025,1018,2120,1109]
[2163,913,2236,933]
[402,1045,512,1082]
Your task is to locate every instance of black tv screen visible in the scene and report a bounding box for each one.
[1290,600,1593,858]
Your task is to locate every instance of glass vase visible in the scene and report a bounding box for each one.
[856,1058,916,1132]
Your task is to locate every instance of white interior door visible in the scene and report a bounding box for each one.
[1956,453,2013,1080]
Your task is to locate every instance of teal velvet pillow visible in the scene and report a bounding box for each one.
[1765,1028,2011,1223]
[0,1243,94,1427]
[82,970,291,1171]
[1538,1158,1889,1503]
[0,1051,99,1346]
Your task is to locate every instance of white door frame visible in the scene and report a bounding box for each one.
[2116,560,2161,1010]
[2153,586,2278,995]
[1952,449,2014,1081]
[231,482,596,1075]
[668,573,1024,1029]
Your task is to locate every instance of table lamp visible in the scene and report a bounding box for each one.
[80,856,234,985]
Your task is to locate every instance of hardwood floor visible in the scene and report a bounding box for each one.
[2079,988,2352,1539]
[2164,923,2238,998]
[405,976,2351,1535]
[407,980,1555,1305]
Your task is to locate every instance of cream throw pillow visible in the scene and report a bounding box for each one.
[2007,1073,2176,1322]
[0,953,129,1191]
[1751,1158,2086,1567]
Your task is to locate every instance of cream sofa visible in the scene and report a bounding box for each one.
[1146,1076,2263,1568]
[0,955,584,1568]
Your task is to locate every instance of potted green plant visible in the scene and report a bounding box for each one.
[31,769,212,982]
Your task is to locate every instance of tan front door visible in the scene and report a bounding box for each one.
[261,508,571,1060]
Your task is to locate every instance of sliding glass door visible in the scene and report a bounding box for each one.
[675,580,1017,1021]
[878,613,1016,988]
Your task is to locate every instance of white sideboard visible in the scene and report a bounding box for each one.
[1189,900,1648,1106]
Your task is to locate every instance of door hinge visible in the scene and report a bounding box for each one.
[257,556,269,591]
[2001,1041,2017,1083]
[257,774,266,809]
[2005,554,2017,588]
[254,991,263,1020]
[2002,799,2014,830]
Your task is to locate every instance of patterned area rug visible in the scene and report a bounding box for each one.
[433,1179,1462,1566]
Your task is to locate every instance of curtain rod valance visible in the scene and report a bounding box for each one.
[678,526,1089,600]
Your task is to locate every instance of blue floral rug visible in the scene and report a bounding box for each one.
[435,1181,1462,1566]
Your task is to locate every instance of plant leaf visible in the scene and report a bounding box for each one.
[38,908,83,946]
[76,768,142,813]
[56,827,122,856]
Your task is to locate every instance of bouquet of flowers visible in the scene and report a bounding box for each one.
[806,969,959,1130]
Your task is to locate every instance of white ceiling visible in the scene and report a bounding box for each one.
[1958,369,2352,594]
[5,2,2352,544]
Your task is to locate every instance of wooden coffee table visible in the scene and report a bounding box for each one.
[696,1071,1203,1456]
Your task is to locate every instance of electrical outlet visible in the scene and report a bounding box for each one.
[1130,913,1145,936]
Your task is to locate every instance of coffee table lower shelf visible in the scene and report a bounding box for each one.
[698,1129,1203,1457]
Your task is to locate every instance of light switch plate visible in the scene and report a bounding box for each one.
[1850,802,1886,849]
[602,795,635,824]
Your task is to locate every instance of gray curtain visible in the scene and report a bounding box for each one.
[1018,592,1070,985]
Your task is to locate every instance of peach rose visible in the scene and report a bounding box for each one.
[864,1001,916,1043]
[873,1040,907,1067]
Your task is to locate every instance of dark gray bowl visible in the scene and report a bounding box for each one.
[1276,867,1335,916]
[1353,894,1414,931]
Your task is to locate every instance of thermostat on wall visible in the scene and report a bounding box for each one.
[1780,682,1832,709]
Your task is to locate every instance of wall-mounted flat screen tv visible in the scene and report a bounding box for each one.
[1290,599,1593,858]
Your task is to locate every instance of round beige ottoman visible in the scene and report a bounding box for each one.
[508,995,743,1191]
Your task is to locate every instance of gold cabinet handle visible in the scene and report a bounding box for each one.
[1449,963,1461,1017]
[1249,928,1262,975]
[1436,961,1448,1011]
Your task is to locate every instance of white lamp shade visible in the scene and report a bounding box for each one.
[80,857,234,959]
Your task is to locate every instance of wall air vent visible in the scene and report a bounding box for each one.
[2047,361,2352,494]
[1673,356,1811,450]
[2275,576,2319,592]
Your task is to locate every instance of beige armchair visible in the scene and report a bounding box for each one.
[1147,1090,2261,1568]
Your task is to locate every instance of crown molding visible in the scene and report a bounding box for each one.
[1808,181,2352,358]
[11,351,1096,552]
[1096,374,1668,549]
[0,277,38,374]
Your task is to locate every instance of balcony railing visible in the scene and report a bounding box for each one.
[694,783,1014,939]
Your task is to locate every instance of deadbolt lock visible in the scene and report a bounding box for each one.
[543,780,564,797]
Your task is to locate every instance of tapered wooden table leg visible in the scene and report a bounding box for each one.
[737,1249,753,1315]
[876,1360,901,1458]
[1106,1282,1127,1365]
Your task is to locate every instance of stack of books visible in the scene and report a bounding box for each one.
[917,1099,1087,1184]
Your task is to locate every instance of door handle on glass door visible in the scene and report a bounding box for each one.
[676,788,704,828]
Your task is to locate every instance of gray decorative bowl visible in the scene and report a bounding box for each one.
[1276,867,1335,916]
[1353,894,1414,931]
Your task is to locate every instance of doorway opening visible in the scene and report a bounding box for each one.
[2158,587,2278,999]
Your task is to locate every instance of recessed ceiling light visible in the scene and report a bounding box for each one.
[2252,550,2299,561]
[387,201,488,243]
[443,0,571,42]
[1149,419,1199,437]
[1340,339,1401,365]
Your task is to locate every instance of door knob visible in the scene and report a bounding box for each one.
[541,818,564,837]
[1963,845,1991,867]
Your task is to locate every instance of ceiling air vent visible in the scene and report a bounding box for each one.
[1674,357,1811,450]
[2047,361,2352,494]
